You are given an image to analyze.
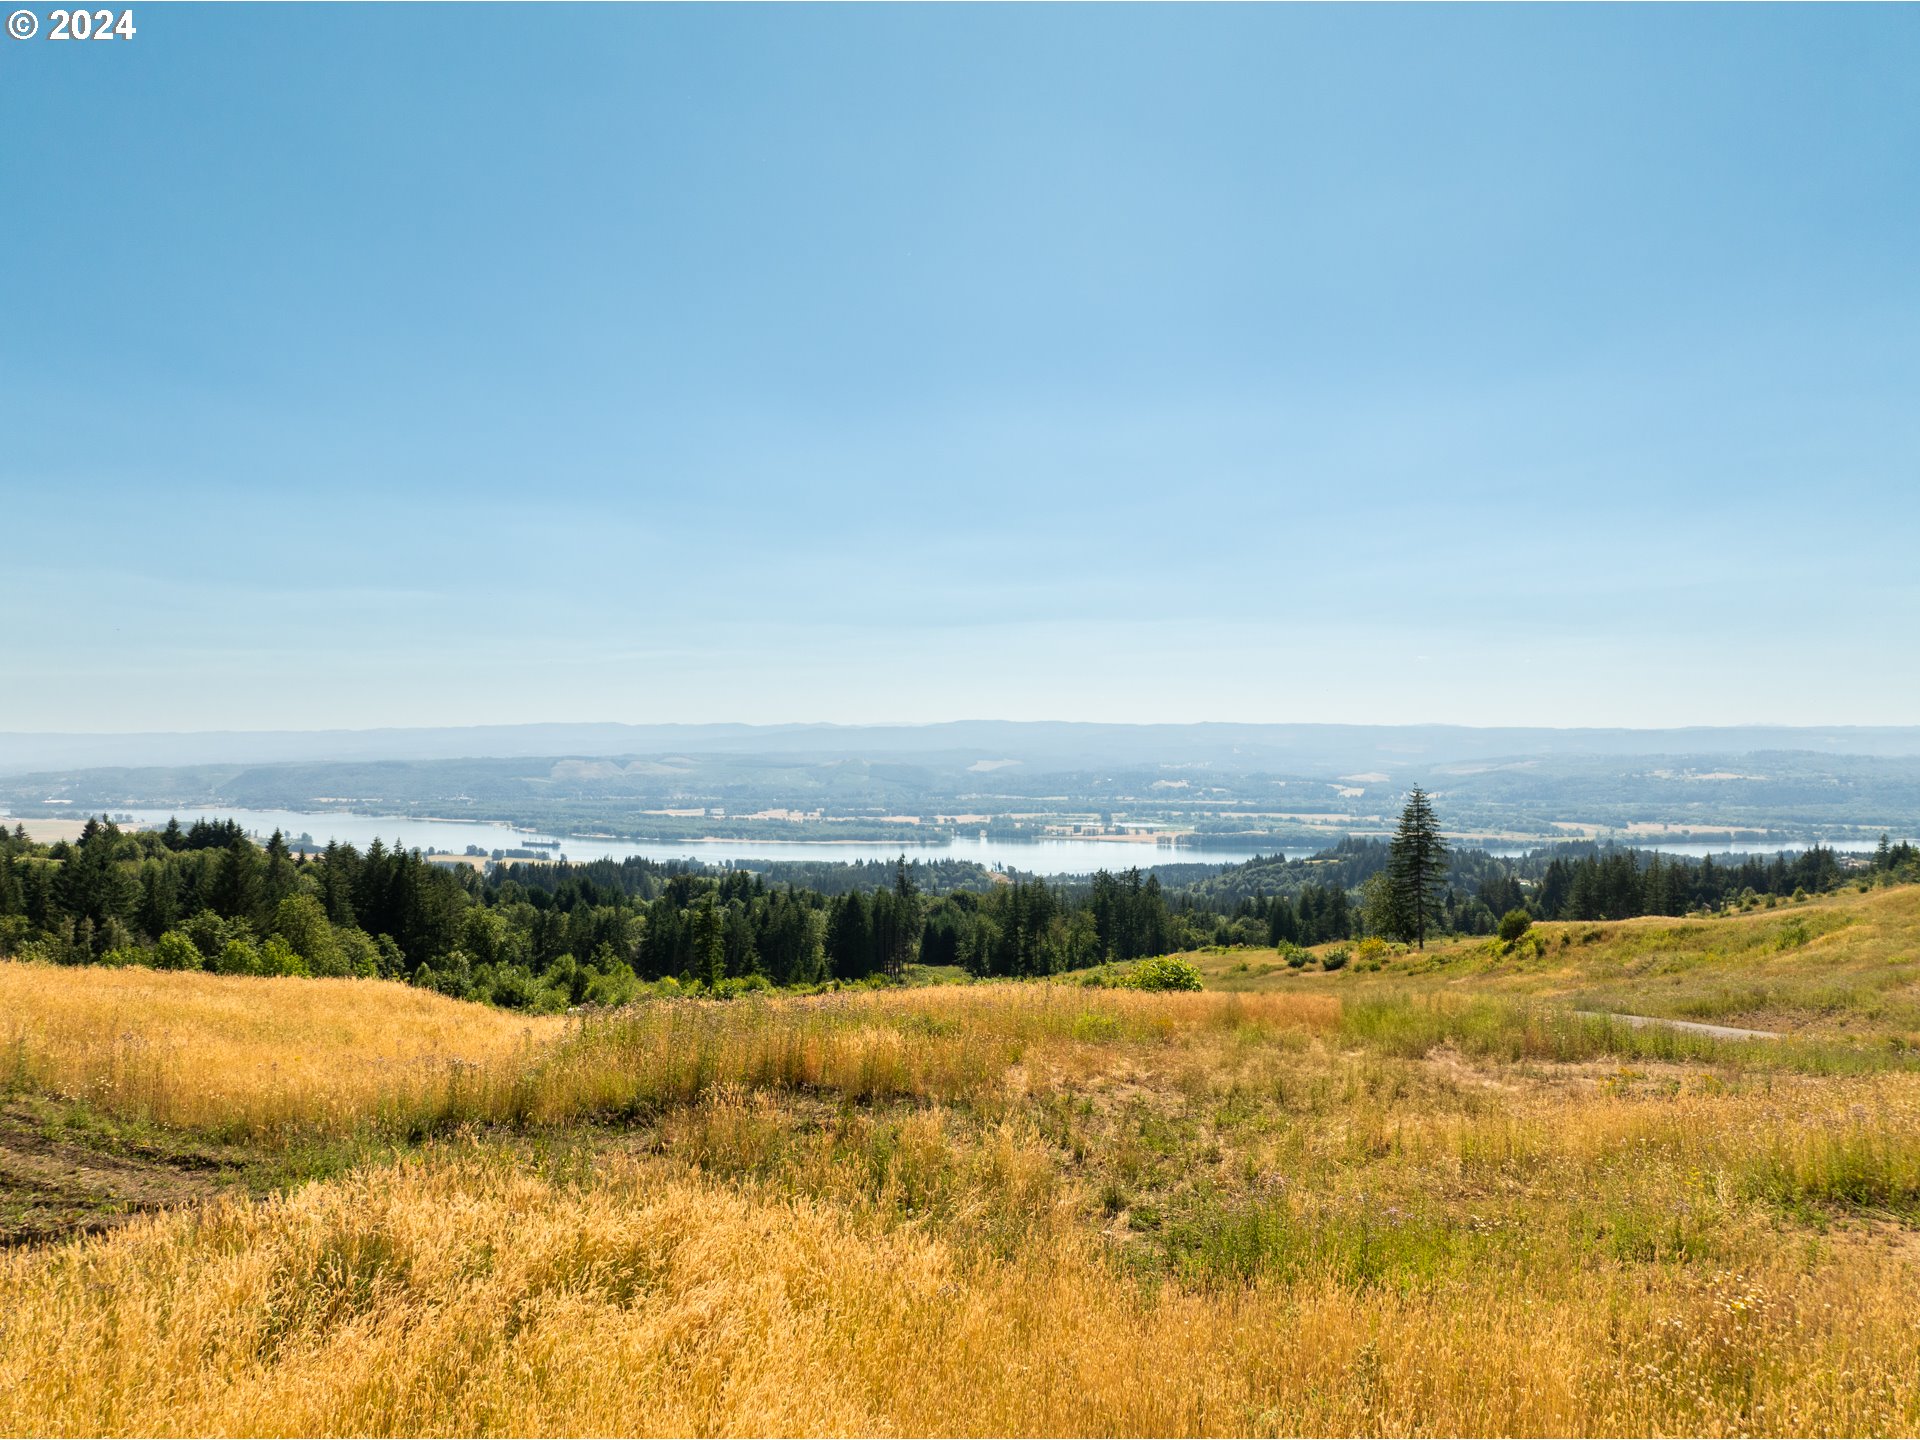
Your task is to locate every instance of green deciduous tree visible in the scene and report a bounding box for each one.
[273,893,346,976]
[215,936,261,975]
[152,930,203,972]
[1360,870,1410,942]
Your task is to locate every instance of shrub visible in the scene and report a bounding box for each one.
[336,927,383,979]
[484,966,568,1013]
[584,961,640,1008]
[183,909,248,964]
[1355,937,1390,964]
[1125,957,1204,992]
[214,938,261,976]
[1497,909,1533,944]
[152,930,204,972]
[1282,945,1308,970]
[1321,947,1351,972]
[1072,1011,1123,1042]
[259,937,311,977]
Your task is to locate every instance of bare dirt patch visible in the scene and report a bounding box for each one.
[0,1101,252,1248]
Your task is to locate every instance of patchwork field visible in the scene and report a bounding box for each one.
[4,887,1920,1435]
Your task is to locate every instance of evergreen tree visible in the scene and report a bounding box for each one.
[883,856,922,977]
[137,863,181,939]
[826,890,873,980]
[692,893,725,990]
[1267,897,1299,946]
[262,829,299,915]
[1386,786,1450,949]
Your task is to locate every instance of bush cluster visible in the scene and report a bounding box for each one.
[1122,956,1205,992]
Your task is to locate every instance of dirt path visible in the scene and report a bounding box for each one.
[0,1101,250,1248]
[1574,1011,1781,1041]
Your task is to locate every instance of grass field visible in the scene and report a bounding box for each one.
[1196,883,1920,1041]
[3,888,1920,1435]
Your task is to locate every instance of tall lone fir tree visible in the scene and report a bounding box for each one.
[693,893,726,991]
[1388,786,1450,950]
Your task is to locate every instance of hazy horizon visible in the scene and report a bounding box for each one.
[11,716,1920,739]
[9,717,1920,783]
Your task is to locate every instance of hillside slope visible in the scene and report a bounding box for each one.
[3,905,1919,1434]
[1194,883,1920,1043]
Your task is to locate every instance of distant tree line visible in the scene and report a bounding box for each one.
[2,812,1911,1011]
[1181,822,1912,945]
[1524,845,1847,921]
[0,820,1183,1009]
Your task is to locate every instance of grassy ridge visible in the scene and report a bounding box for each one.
[1199,883,1920,1041]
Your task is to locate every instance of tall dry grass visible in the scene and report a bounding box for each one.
[526,985,1336,1121]
[2,1145,1915,1437]
[0,959,1335,1138]
[6,957,1920,1435]
[0,962,562,1136]
[1386,1076,1920,1204]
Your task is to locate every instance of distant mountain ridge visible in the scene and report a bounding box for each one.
[6,720,1920,777]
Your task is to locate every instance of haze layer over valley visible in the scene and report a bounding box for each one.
[5,721,1916,864]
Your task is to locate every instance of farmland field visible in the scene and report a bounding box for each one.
[4,888,1920,1435]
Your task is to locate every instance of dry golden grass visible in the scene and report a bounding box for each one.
[0,960,1333,1138]
[528,985,1337,1121]
[0,962,562,1136]
[3,1145,1917,1437]
[5,900,1920,1436]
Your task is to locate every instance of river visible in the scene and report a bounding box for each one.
[64,806,1907,876]
[103,807,1264,873]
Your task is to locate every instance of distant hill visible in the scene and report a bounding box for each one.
[6,720,1920,776]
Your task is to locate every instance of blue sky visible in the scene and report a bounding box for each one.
[2,5,1916,733]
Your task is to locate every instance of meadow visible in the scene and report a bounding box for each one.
[3,887,1919,1435]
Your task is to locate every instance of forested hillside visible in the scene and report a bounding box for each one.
[3,817,1913,1012]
